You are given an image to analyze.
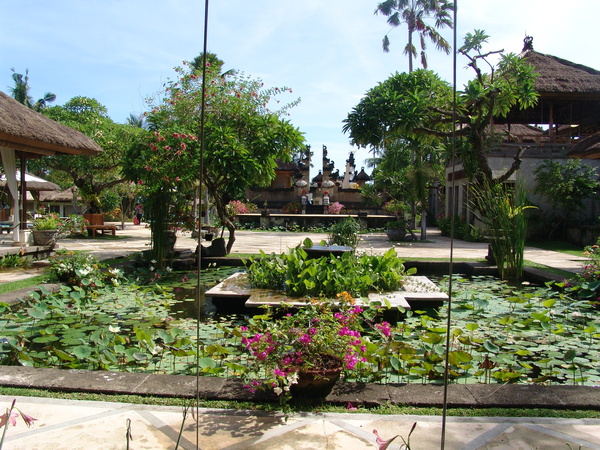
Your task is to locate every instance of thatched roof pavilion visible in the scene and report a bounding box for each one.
[568,132,600,159]
[0,90,102,244]
[0,171,60,192]
[0,91,102,157]
[498,38,600,141]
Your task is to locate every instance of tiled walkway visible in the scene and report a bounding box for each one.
[3,395,600,449]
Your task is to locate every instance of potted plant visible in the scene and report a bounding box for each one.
[327,201,344,215]
[383,200,409,241]
[234,292,372,403]
[30,213,86,247]
[385,220,407,241]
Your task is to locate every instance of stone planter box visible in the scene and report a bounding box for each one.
[31,229,59,246]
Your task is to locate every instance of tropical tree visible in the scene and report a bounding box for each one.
[343,70,451,238]
[124,60,304,259]
[9,68,56,111]
[126,113,147,129]
[345,31,538,187]
[31,97,150,213]
[534,159,600,238]
[189,52,236,78]
[375,0,454,72]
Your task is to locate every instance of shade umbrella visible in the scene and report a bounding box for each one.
[0,90,102,243]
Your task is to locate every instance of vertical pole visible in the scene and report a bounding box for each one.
[20,152,27,231]
[441,1,458,448]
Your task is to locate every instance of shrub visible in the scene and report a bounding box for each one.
[245,246,413,298]
[329,216,360,248]
[47,250,124,289]
[327,201,344,214]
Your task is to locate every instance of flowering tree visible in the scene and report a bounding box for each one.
[125,60,304,256]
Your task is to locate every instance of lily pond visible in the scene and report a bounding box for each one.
[1,268,599,386]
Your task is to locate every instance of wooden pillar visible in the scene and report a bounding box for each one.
[19,151,27,230]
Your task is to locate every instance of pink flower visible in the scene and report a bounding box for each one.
[298,334,312,344]
[375,321,392,337]
[273,368,286,377]
[16,409,37,427]
[373,429,399,450]
[181,275,188,282]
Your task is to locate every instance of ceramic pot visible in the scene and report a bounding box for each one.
[386,228,407,241]
[290,355,343,399]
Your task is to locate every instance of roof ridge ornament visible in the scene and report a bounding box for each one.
[523,35,534,51]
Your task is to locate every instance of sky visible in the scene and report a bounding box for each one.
[2,0,599,175]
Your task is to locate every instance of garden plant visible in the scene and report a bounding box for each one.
[0,251,598,391]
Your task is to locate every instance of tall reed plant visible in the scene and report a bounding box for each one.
[470,182,534,280]
[145,188,172,269]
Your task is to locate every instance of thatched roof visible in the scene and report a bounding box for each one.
[0,171,60,191]
[567,132,600,159]
[521,49,600,97]
[498,41,600,129]
[40,186,80,202]
[0,91,103,156]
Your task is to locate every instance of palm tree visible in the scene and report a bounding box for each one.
[10,68,33,107]
[126,113,146,128]
[10,68,56,111]
[190,52,236,78]
[34,92,57,111]
[375,0,454,72]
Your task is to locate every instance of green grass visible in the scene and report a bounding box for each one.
[523,260,577,279]
[526,240,586,257]
[0,274,51,295]
[0,386,598,419]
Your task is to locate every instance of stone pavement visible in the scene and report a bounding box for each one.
[0,223,597,449]
[2,394,600,450]
[0,222,586,284]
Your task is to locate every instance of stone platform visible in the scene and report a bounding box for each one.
[206,272,448,311]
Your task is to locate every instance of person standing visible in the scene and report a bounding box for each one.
[134,203,144,225]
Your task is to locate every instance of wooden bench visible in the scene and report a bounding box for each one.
[83,214,117,238]
[85,225,116,237]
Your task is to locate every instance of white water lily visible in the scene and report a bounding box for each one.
[108,325,121,333]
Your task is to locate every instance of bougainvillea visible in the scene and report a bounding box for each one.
[124,57,305,257]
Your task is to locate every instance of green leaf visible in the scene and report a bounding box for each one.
[483,340,499,353]
[53,349,75,361]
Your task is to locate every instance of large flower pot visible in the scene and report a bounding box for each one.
[290,355,343,400]
[166,230,177,256]
[32,229,59,247]
[386,228,407,241]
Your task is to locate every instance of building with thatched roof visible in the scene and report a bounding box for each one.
[0,90,102,244]
[446,37,600,244]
